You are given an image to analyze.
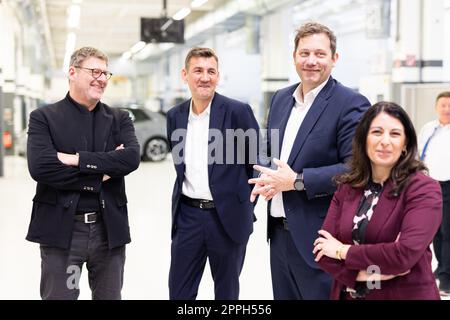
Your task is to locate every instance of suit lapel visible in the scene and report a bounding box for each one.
[275,94,296,167]
[208,93,225,178]
[287,78,335,166]
[94,104,113,152]
[340,187,363,244]
[175,100,190,176]
[339,180,399,244]
[364,180,399,242]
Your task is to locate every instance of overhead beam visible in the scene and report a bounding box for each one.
[39,0,57,68]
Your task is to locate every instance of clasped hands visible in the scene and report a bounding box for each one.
[313,230,410,281]
[57,144,124,182]
[248,158,297,202]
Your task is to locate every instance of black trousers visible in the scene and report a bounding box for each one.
[434,180,450,288]
[40,220,125,300]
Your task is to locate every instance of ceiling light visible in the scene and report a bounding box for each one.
[134,44,158,60]
[130,41,146,54]
[67,5,80,28]
[121,51,132,60]
[159,43,174,51]
[191,0,208,8]
[173,7,191,20]
[63,32,77,72]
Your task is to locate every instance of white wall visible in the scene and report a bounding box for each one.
[444,0,450,82]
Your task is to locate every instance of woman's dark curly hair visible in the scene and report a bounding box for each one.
[335,101,427,196]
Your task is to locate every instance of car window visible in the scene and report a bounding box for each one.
[131,109,151,122]
[120,109,136,122]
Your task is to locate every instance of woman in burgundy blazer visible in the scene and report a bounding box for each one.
[313,102,442,300]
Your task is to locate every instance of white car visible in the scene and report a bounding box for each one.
[17,107,169,162]
[119,107,169,162]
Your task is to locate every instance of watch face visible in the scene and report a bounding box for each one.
[295,180,304,191]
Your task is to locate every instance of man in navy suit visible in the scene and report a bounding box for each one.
[166,47,259,299]
[249,22,370,299]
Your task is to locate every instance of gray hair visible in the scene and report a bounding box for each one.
[70,47,108,67]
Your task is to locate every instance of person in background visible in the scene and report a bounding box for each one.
[418,91,450,296]
[26,47,140,299]
[314,102,442,300]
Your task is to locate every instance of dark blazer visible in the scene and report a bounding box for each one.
[26,95,140,249]
[318,172,442,300]
[166,93,259,244]
[266,77,370,268]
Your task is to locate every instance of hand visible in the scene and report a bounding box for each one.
[248,158,297,201]
[115,144,124,150]
[313,230,349,262]
[249,173,274,202]
[57,152,79,166]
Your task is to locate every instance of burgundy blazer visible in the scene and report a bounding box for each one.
[317,172,442,300]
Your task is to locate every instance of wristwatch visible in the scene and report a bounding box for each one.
[294,172,305,191]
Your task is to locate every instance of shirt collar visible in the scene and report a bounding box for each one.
[188,98,212,120]
[66,92,99,114]
[292,76,330,106]
[438,120,450,128]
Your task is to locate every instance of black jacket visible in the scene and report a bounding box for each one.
[26,94,140,249]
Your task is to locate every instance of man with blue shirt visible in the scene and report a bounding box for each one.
[419,91,450,296]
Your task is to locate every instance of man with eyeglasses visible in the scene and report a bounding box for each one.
[26,47,140,299]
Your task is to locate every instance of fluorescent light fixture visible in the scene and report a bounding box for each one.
[63,32,77,72]
[130,41,146,54]
[159,43,174,51]
[172,7,191,20]
[72,0,83,3]
[161,19,173,31]
[67,4,80,28]
[191,0,208,8]
[121,51,132,60]
[134,44,158,60]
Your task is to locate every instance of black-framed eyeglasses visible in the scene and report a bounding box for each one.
[74,66,113,80]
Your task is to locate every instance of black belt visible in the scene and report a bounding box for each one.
[74,212,100,224]
[181,195,215,210]
[270,216,289,230]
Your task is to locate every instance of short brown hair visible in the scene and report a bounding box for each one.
[184,47,218,70]
[294,22,337,55]
[436,91,450,104]
[70,47,108,67]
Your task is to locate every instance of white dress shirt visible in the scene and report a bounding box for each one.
[418,120,450,181]
[270,79,329,218]
[182,99,214,200]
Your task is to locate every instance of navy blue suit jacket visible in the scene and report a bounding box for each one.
[266,77,370,268]
[26,95,141,249]
[166,93,259,244]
